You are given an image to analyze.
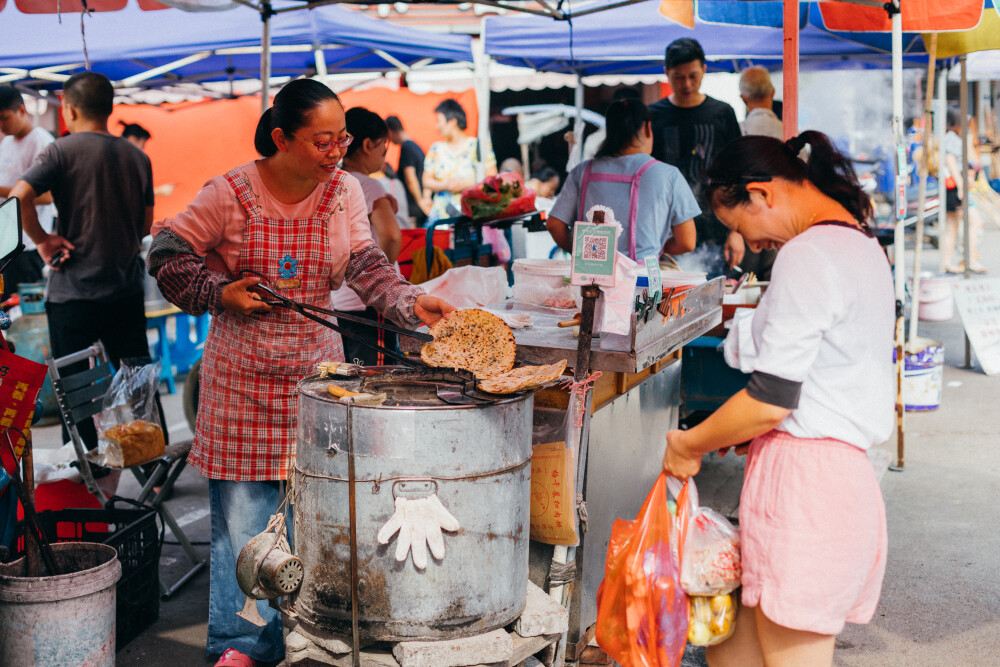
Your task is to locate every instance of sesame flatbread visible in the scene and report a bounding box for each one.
[420,308,516,379]
[478,360,568,395]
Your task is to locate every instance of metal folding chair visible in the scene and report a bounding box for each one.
[46,340,206,597]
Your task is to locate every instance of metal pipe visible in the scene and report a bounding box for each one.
[570,74,585,168]
[890,2,905,470]
[782,0,799,140]
[261,1,272,114]
[909,35,938,344]
[960,55,971,367]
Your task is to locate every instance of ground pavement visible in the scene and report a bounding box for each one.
[25,219,1000,666]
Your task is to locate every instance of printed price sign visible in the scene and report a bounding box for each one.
[953,277,1000,375]
[644,256,662,304]
[571,222,618,287]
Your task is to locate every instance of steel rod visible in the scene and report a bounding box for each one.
[960,55,972,367]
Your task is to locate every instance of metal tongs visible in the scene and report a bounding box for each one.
[238,270,429,368]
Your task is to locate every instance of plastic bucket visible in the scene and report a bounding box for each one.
[0,542,121,666]
[894,338,945,411]
[917,275,955,321]
[17,282,46,315]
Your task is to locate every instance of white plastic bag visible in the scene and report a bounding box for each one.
[595,253,640,336]
[667,477,742,597]
[95,360,165,468]
[420,265,509,308]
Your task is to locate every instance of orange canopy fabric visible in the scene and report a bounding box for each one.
[818,0,983,32]
[111,88,480,221]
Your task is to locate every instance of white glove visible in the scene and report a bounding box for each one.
[377,494,461,569]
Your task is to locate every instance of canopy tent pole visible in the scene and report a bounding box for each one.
[890,0,905,470]
[960,54,972,367]
[570,73,585,168]
[936,67,948,231]
[782,0,799,139]
[261,0,272,113]
[473,36,491,181]
[909,35,938,345]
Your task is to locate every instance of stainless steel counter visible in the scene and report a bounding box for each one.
[493,276,723,373]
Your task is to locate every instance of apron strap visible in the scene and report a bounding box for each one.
[577,158,658,260]
[224,168,264,220]
[313,169,347,221]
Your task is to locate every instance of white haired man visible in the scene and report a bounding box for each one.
[739,66,783,140]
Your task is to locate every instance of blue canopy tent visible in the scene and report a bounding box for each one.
[482,0,930,77]
[0,0,474,94]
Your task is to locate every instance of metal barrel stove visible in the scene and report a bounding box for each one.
[293,369,532,641]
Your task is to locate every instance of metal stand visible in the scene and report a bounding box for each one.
[549,283,600,667]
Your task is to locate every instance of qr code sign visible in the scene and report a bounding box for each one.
[582,235,608,261]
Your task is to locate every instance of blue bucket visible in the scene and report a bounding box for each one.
[17,282,46,315]
[893,338,944,411]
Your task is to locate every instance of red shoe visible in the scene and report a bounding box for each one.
[214,648,259,667]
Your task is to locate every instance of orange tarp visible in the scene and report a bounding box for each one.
[109,87,480,221]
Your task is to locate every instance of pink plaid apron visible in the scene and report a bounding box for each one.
[189,168,346,481]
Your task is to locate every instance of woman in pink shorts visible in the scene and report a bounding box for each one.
[663,130,893,666]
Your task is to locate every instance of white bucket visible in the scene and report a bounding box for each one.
[918,275,955,321]
[896,337,945,411]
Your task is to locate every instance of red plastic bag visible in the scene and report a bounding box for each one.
[0,345,48,480]
[595,473,689,667]
[460,172,537,220]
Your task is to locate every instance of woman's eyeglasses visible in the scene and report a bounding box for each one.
[295,133,353,152]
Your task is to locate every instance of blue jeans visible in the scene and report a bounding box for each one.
[207,479,285,662]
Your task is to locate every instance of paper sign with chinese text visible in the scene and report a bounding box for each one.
[953,277,1000,375]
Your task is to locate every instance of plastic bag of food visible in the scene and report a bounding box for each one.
[460,172,537,220]
[668,477,741,597]
[596,473,688,667]
[687,593,738,647]
[95,360,165,468]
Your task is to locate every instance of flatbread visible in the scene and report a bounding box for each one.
[420,308,516,379]
[478,360,568,395]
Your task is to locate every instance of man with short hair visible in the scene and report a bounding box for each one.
[0,85,56,300]
[739,66,783,140]
[10,71,155,450]
[386,115,429,226]
[649,38,744,275]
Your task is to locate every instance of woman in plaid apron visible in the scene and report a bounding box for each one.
[148,80,453,667]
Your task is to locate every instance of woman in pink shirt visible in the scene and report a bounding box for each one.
[147,79,453,667]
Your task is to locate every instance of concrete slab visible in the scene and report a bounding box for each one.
[392,628,512,667]
[514,581,569,637]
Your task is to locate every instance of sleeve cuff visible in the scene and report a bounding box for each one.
[746,371,802,409]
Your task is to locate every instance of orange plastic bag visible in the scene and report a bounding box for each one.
[595,473,689,667]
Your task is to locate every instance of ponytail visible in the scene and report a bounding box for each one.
[254,107,278,157]
[705,130,872,227]
[595,99,650,159]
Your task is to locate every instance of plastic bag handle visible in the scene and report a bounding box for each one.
[665,476,698,568]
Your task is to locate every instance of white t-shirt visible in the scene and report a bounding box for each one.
[0,126,56,250]
[330,171,398,312]
[751,223,895,449]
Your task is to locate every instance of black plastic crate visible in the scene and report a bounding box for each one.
[14,501,162,650]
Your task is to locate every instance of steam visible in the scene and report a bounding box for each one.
[675,242,727,278]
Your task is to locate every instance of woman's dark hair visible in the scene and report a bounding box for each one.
[664,37,705,70]
[254,79,341,157]
[704,131,873,227]
[434,99,467,131]
[946,107,962,130]
[531,166,559,183]
[119,121,151,141]
[344,107,387,158]
[595,99,650,159]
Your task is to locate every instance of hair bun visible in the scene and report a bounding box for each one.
[786,135,808,155]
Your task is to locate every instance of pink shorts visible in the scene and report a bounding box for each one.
[739,430,888,635]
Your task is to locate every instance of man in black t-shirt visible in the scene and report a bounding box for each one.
[650,38,745,276]
[11,71,157,451]
[386,115,429,227]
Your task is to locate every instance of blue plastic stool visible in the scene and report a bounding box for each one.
[146,306,180,394]
[169,312,209,376]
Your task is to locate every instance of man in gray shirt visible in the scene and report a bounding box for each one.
[739,66,783,140]
[11,71,155,449]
